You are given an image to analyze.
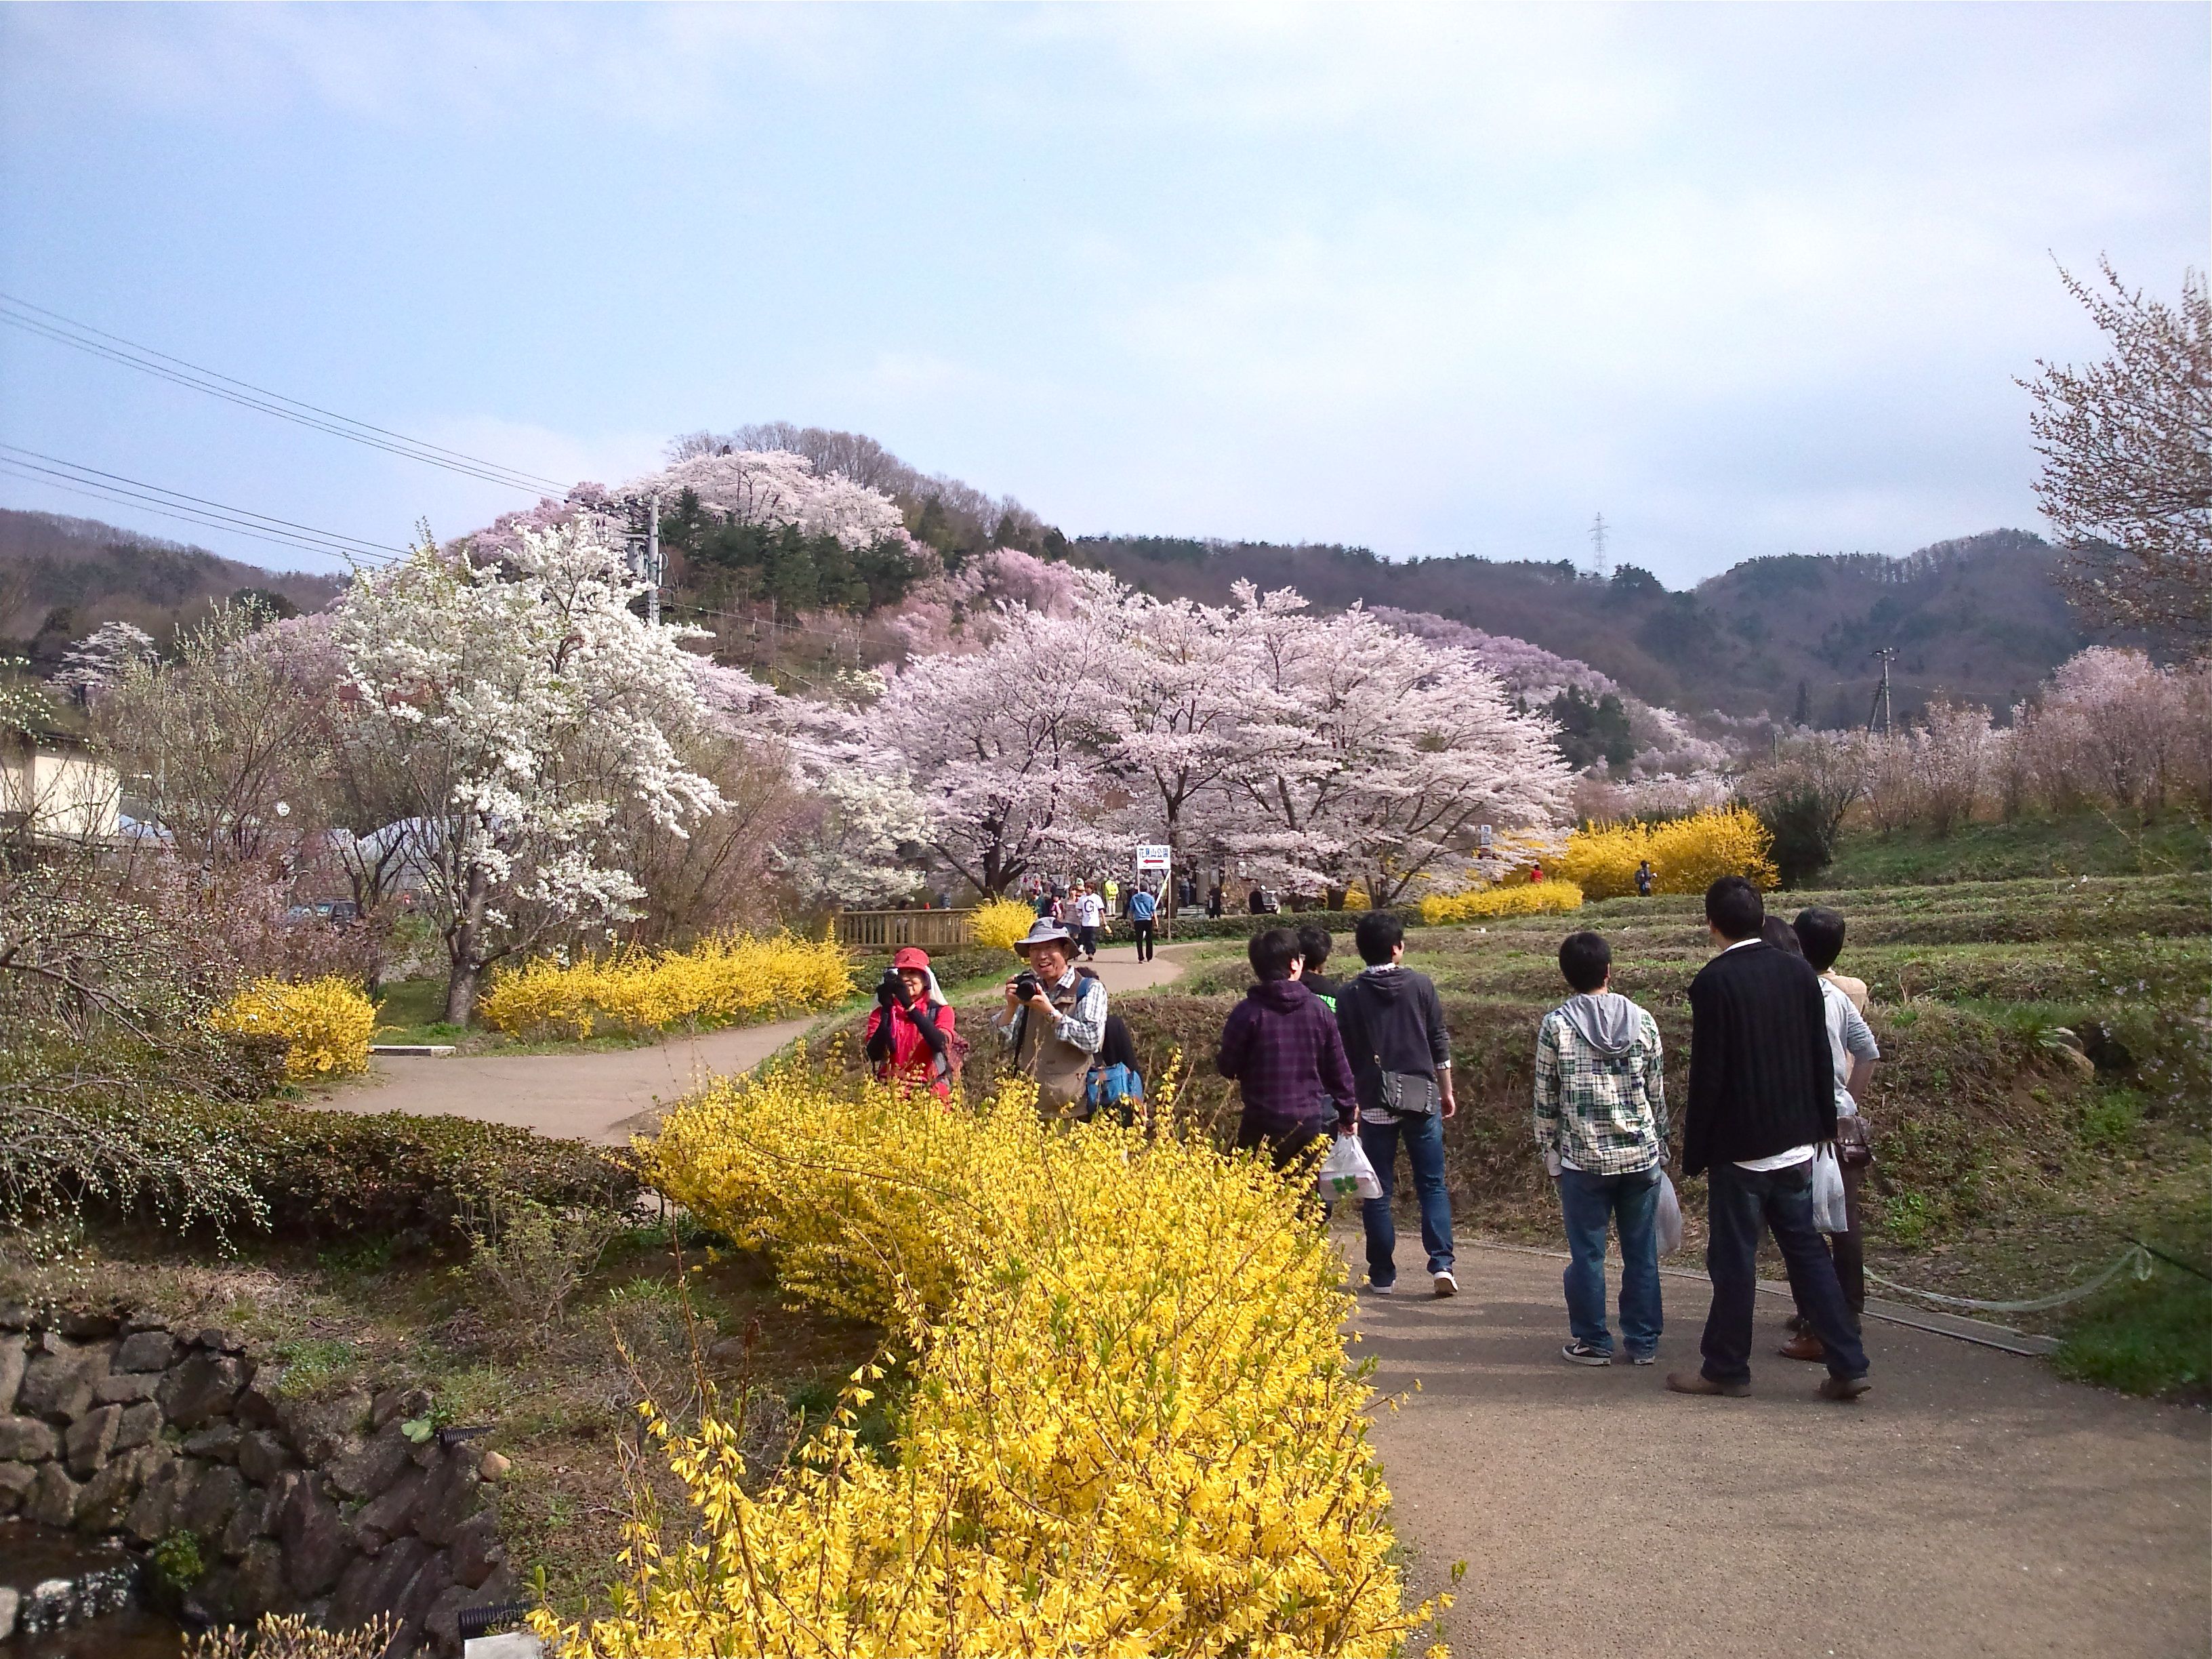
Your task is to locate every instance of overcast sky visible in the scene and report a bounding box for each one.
[0,3,2203,588]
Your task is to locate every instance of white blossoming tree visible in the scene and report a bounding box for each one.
[331,525,723,1022]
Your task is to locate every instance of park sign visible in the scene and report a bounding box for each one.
[1134,844,1170,872]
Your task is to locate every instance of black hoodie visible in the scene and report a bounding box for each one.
[1334,965,1452,1114]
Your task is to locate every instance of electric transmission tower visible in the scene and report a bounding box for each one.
[1589,513,1610,579]
[1866,647,1896,736]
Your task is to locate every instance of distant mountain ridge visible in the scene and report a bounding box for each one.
[0,510,344,670]
[1073,527,2085,722]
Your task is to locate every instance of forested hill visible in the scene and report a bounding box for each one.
[0,510,344,671]
[1074,528,2087,722]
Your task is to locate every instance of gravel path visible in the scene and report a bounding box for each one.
[328,943,1191,1143]
[1353,1241,2210,1658]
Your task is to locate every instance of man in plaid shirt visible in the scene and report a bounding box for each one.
[1534,930,1669,1368]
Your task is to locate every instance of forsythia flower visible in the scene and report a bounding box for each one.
[1419,881,1584,924]
[478,933,852,1040]
[1555,805,1778,900]
[213,976,376,1081]
[541,1067,1448,1657]
[968,896,1045,953]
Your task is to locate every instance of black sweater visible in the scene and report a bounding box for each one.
[1334,966,1452,1114]
[1683,941,1837,1176]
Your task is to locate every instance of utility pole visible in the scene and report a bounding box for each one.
[1866,647,1896,737]
[646,495,661,628]
[1589,513,1610,579]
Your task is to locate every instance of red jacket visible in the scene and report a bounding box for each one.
[863,999,958,1098]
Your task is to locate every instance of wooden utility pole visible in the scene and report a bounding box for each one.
[1867,647,1896,736]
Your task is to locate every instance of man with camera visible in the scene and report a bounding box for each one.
[995,918,1109,1113]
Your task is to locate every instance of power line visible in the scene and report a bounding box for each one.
[0,443,409,568]
[0,291,571,497]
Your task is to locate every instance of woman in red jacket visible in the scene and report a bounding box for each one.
[863,947,960,1098]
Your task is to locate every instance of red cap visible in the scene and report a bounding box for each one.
[892,947,931,970]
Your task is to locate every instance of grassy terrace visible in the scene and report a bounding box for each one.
[1127,869,2211,1397]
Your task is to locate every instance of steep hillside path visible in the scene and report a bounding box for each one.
[325,943,1190,1143]
[1353,1241,2209,1659]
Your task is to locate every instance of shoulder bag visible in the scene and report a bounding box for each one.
[1351,978,1441,1116]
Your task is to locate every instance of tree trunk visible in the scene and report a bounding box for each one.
[444,958,480,1026]
[443,865,490,1025]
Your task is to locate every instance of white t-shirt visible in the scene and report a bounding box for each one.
[1076,893,1105,928]
[1820,978,1880,1119]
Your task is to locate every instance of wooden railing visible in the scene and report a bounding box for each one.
[833,909,977,949]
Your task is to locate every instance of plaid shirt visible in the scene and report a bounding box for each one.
[1533,1000,1669,1176]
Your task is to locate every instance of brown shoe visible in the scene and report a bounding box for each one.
[1665,1370,1750,1398]
[1818,1374,1872,1402]
[1779,1332,1826,1363]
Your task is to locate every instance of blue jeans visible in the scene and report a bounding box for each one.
[1557,1166,1664,1358]
[1359,1112,1454,1285]
[1703,1160,1870,1385]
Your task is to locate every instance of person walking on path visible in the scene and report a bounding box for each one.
[1126,883,1159,962]
[863,946,960,1099]
[1535,930,1669,1367]
[1216,926,1358,1170]
[1782,905,1880,1360]
[1073,882,1107,961]
[1670,877,1870,1401]
[994,919,1109,1113]
[1635,859,1655,897]
[1296,923,1342,1008]
[1336,912,1459,1298]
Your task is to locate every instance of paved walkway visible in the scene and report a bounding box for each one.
[327,944,1191,1143]
[1351,1242,2210,1659]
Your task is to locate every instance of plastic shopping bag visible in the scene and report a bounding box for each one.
[1317,1134,1383,1202]
[1809,1145,1849,1234]
[1654,1171,1684,1256]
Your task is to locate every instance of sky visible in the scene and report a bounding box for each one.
[0,2,2204,589]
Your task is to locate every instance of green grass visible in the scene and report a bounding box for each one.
[2055,1266,2212,1404]
[1820,813,2209,888]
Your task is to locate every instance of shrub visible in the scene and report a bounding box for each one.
[213,977,377,1081]
[1420,880,1584,924]
[555,1069,1442,1656]
[1557,806,1778,899]
[192,1615,401,1659]
[966,896,1041,953]
[479,932,852,1040]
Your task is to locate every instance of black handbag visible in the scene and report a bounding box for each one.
[1835,1113,1874,1170]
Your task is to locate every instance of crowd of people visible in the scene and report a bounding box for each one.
[869,869,1879,1402]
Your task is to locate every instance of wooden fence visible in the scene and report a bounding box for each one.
[833,909,977,949]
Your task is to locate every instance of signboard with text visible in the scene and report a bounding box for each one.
[1134,844,1171,872]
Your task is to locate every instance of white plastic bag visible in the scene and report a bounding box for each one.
[1654,1171,1683,1256]
[1809,1145,1849,1234]
[1317,1134,1383,1202]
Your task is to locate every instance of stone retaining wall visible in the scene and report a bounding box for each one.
[0,1305,518,1656]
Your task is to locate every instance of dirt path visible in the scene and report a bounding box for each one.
[329,943,1192,1143]
[1353,1241,2209,1659]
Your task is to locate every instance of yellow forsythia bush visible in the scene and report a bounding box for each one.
[1556,804,1779,899]
[213,976,375,1082]
[545,1069,1446,1658]
[1419,880,1585,924]
[968,895,1042,953]
[478,933,851,1040]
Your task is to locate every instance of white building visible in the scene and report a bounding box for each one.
[0,731,122,842]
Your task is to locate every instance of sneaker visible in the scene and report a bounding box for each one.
[1366,1281,1395,1296]
[1818,1373,1872,1402]
[1433,1271,1458,1298]
[1561,1340,1612,1367]
[1666,1370,1750,1397]
[1626,1351,1657,1366]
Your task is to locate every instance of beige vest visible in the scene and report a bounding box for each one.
[1010,972,1094,1111]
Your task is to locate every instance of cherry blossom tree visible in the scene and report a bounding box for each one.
[330,524,722,1022]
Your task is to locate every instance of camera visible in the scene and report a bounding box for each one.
[1012,970,1042,1002]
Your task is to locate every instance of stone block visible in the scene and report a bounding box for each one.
[194,1327,248,1355]
[396,1549,453,1634]
[26,1461,79,1527]
[159,1351,250,1430]
[18,1341,110,1422]
[181,1461,248,1539]
[236,1366,285,1428]
[0,1305,26,1331]
[92,1371,159,1406]
[123,1310,169,1333]
[58,1311,119,1340]
[64,1403,121,1477]
[0,1460,36,1513]
[238,1427,294,1486]
[0,1415,60,1461]
[75,1444,159,1532]
[115,1401,162,1454]
[350,1463,430,1552]
[414,1451,485,1547]
[221,1486,273,1559]
[281,1391,374,1465]
[333,1534,428,1631]
[449,1508,504,1589]
[279,1472,352,1599]
[0,1585,16,1642]
[234,1538,289,1619]
[124,1454,188,1544]
[329,1420,417,1500]
[185,1422,243,1461]
[373,1387,431,1431]
[115,1330,179,1373]
[0,1334,24,1414]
